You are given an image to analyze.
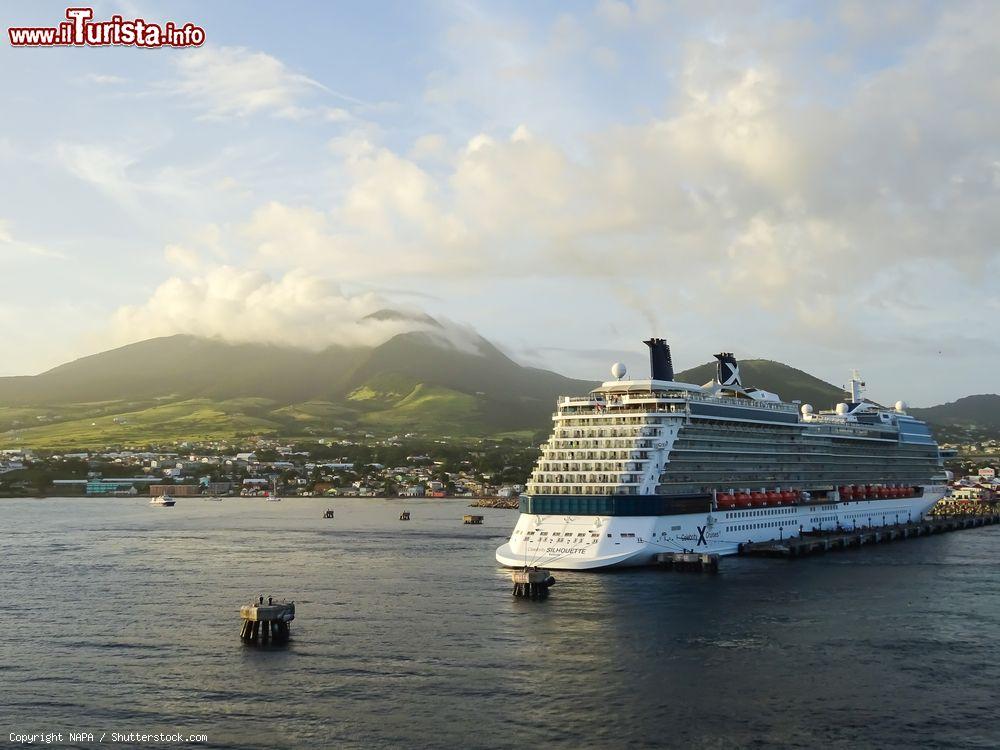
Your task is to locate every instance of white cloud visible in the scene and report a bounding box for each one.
[168,45,350,119]
[0,219,66,260]
[409,133,448,162]
[54,142,138,206]
[6,3,998,402]
[111,265,416,350]
[83,73,128,85]
[163,244,202,272]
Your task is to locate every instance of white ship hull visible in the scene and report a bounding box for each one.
[496,486,947,570]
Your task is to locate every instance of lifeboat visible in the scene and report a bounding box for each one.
[864,484,875,499]
[876,486,888,499]
[766,491,781,505]
[782,490,797,503]
[736,492,751,508]
[901,486,912,498]
[750,491,766,507]
[839,485,854,500]
[717,493,734,509]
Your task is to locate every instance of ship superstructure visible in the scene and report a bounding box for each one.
[496,339,948,570]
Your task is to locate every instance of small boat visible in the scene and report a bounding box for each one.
[150,494,176,507]
[203,495,223,502]
[323,509,335,519]
[266,481,282,502]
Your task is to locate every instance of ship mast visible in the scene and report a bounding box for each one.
[848,369,865,403]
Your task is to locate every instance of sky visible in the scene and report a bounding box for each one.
[0,0,997,406]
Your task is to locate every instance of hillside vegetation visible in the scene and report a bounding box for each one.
[0,330,593,448]
[0,331,993,449]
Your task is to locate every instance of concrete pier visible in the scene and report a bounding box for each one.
[739,514,1000,559]
[240,596,295,643]
[511,568,555,598]
[655,552,720,573]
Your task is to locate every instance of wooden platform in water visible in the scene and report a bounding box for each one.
[655,552,720,572]
[739,514,1000,558]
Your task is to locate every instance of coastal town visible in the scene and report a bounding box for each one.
[1,437,997,510]
[0,437,531,505]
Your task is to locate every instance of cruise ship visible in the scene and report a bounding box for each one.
[496,339,949,570]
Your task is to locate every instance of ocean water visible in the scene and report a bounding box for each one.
[2,496,1000,749]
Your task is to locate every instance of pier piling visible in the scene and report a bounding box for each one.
[240,596,295,644]
[511,568,555,598]
[654,552,720,573]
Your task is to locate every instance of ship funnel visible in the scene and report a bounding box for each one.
[715,352,742,388]
[643,338,674,381]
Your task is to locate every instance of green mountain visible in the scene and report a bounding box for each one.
[675,359,845,409]
[0,329,595,448]
[0,331,994,449]
[0,335,368,405]
[910,395,1000,431]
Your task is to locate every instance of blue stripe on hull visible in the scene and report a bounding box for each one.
[521,494,711,516]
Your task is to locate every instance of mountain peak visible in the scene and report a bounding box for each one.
[361,309,442,328]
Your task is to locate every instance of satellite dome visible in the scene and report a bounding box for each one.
[611,362,627,380]
[800,404,814,416]
[895,400,908,413]
[835,402,849,416]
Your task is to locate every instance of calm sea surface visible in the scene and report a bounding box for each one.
[2,496,1000,749]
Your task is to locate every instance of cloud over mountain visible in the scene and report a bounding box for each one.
[1,2,997,403]
[111,266,419,350]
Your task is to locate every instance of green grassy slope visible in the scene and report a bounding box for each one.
[3,333,989,450]
[0,335,368,405]
[0,398,284,448]
[0,331,595,447]
[910,395,1000,429]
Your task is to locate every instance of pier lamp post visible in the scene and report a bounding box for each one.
[895,513,898,525]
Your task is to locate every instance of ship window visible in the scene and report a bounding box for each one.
[671,525,681,530]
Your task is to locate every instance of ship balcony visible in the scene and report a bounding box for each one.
[530,472,643,485]
[539,450,648,461]
[536,462,646,473]
[547,438,654,448]
[527,481,642,493]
